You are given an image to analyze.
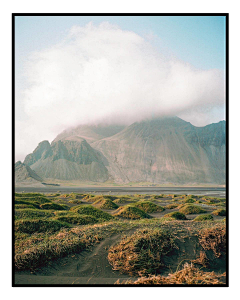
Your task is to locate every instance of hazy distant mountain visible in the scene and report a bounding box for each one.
[53,124,125,144]
[24,138,109,182]
[15,161,43,183]
[92,117,226,184]
[22,117,226,185]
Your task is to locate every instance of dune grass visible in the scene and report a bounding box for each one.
[40,203,69,210]
[193,214,214,221]
[119,263,226,285]
[198,224,226,258]
[164,211,187,220]
[15,219,70,234]
[179,204,206,215]
[93,198,119,210]
[113,206,151,220]
[212,209,226,216]
[15,208,54,220]
[70,205,114,221]
[53,213,98,225]
[108,228,176,276]
[165,204,178,209]
[133,201,165,213]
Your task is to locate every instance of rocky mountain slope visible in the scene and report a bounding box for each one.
[92,117,226,184]
[22,117,226,185]
[24,137,109,182]
[15,161,43,183]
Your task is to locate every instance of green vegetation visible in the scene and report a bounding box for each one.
[179,204,206,215]
[15,219,70,234]
[93,198,119,210]
[70,205,114,221]
[15,209,54,220]
[14,192,227,284]
[40,203,68,210]
[212,209,226,216]
[68,199,83,204]
[184,198,195,203]
[113,206,151,220]
[193,214,214,221]
[164,211,187,220]
[165,204,178,209]
[132,201,165,213]
[108,228,176,276]
[53,213,98,225]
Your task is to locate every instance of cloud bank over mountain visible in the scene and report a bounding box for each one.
[16,22,225,161]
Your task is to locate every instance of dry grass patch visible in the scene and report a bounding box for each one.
[119,263,226,285]
[198,224,226,258]
[108,228,176,276]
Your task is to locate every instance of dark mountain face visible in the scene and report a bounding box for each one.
[15,161,43,183]
[22,117,226,185]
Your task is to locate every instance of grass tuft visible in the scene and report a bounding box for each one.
[108,228,175,276]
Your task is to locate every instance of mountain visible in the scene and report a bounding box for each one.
[23,138,109,182]
[15,161,43,183]
[92,117,226,184]
[53,124,125,144]
[22,117,226,185]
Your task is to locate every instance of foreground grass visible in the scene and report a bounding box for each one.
[14,192,226,282]
[118,263,226,285]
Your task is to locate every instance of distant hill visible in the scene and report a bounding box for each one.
[15,161,43,183]
[22,117,226,185]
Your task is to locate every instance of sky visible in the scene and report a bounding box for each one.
[15,15,226,161]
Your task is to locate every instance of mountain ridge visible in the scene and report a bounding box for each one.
[21,117,226,185]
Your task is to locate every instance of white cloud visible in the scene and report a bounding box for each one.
[15,22,225,161]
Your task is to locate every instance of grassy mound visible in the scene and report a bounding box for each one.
[120,263,226,285]
[68,199,83,204]
[193,214,214,221]
[179,204,206,215]
[40,203,68,210]
[15,193,44,198]
[212,209,226,216]
[164,211,187,220]
[165,204,178,209]
[113,206,151,220]
[15,219,69,234]
[108,228,175,276]
[93,198,119,210]
[133,201,165,213]
[184,198,195,203]
[53,213,98,225]
[15,209,54,220]
[15,196,51,204]
[113,197,132,204]
[15,204,37,210]
[70,205,114,221]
